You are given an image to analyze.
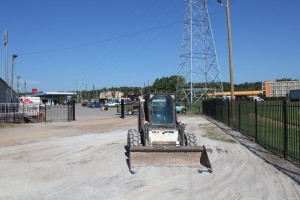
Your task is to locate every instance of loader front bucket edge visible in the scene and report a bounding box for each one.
[128,146,212,173]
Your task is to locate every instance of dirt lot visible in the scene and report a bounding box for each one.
[0,105,299,200]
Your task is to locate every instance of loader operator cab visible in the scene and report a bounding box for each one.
[148,94,175,126]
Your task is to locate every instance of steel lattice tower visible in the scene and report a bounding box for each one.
[176,0,223,106]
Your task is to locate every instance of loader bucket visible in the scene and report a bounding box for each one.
[128,146,212,174]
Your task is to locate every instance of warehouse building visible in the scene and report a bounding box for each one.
[0,78,17,103]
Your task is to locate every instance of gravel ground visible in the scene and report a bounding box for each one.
[0,104,299,200]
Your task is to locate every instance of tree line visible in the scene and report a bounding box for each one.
[77,76,298,100]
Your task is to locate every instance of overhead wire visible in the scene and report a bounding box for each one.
[108,1,183,87]
[84,0,233,89]
[18,1,231,90]
[18,2,228,57]
[84,0,161,86]
[19,23,183,56]
[85,0,184,88]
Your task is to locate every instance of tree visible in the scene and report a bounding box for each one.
[276,78,298,82]
[152,75,181,93]
[222,81,262,91]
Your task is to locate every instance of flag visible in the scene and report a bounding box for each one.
[4,29,8,45]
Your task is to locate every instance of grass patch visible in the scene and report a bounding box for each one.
[202,126,237,143]
[0,123,15,129]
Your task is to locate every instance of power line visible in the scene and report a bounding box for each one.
[85,1,184,88]
[19,20,184,56]
[17,1,229,57]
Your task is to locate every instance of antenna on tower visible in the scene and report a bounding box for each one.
[176,0,223,107]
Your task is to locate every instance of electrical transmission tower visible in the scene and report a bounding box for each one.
[176,0,223,106]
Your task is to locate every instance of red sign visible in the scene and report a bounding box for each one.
[32,88,38,94]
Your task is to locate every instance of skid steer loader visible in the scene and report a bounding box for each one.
[127,93,212,174]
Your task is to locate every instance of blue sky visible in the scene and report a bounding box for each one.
[1,0,300,92]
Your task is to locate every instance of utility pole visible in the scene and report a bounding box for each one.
[81,79,83,101]
[226,0,235,119]
[4,29,8,84]
[86,84,88,100]
[219,0,235,118]
[10,54,18,102]
[76,79,79,101]
[17,76,21,99]
[24,80,27,98]
[4,29,8,103]
[226,0,234,107]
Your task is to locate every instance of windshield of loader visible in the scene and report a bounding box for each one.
[149,95,175,125]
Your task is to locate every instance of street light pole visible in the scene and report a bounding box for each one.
[10,54,18,102]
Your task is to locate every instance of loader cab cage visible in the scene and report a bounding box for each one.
[147,94,175,126]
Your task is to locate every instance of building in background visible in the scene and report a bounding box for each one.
[0,78,17,103]
[99,91,124,100]
[31,91,76,105]
[263,80,300,97]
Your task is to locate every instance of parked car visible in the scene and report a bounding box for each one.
[105,101,120,107]
[81,100,90,107]
[176,103,187,113]
[89,102,101,108]
[253,97,264,102]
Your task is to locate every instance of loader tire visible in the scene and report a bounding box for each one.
[185,133,197,146]
[128,129,142,147]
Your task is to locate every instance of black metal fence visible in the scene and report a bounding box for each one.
[203,100,300,166]
[0,104,24,123]
[0,102,76,123]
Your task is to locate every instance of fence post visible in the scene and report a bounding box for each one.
[200,101,203,114]
[282,100,288,159]
[184,100,187,115]
[45,105,47,123]
[72,101,76,121]
[255,100,258,142]
[23,103,25,123]
[227,100,230,126]
[214,99,217,119]
[238,102,241,132]
[120,99,125,119]
[67,103,70,121]
[13,105,16,123]
[220,100,223,122]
